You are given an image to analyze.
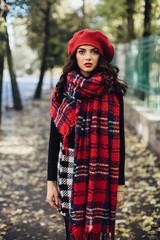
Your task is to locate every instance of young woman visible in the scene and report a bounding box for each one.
[47,29,127,240]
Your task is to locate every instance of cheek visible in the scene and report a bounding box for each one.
[94,56,100,65]
[76,54,82,64]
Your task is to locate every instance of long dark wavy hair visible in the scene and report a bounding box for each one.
[54,49,128,102]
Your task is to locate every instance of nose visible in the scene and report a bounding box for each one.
[85,51,91,60]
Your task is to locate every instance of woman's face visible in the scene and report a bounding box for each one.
[76,45,100,77]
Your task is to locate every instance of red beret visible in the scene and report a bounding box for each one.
[68,29,114,63]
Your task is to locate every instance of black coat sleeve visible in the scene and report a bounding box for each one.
[47,120,60,181]
[118,98,125,185]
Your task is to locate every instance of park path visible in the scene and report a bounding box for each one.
[0,89,159,240]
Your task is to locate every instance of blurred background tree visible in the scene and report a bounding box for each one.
[94,0,160,42]
[0,14,5,125]
[0,0,23,111]
[26,0,60,99]
[25,0,84,99]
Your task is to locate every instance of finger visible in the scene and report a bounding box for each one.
[116,201,123,209]
[48,200,58,209]
[54,195,59,207]
[116,203,120,209]
[46,195,58,209]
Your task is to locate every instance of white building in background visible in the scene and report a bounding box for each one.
[12,17,38,76]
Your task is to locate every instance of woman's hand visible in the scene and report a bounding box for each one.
[116,185,124,209]
[46,181,59,210]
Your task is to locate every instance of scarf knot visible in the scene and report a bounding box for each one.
[66,71,105,99]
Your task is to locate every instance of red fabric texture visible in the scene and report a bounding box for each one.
[50,71,120,239]
[68,29,114,63]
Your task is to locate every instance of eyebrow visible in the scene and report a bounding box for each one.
[78,47,98,51]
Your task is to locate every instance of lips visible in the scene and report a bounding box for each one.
[84,63,92,67]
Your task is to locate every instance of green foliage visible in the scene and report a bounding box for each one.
[26,0,82,70]
[95,0,160,42]
[94,0,128,42]
[0,18,6,51]
[99,0,127,18]
[150,0,160,34]
[0,17,6,35]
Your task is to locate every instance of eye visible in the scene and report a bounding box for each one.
[78,50,85,54]
[92,49,99,54]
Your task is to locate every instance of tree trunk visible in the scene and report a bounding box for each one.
[6,27,23,110]
[2,0,22,110]
[126,0,135,39]
[82,0,86,29]
[0,42,4,127]
[140,0,152,100]
[34,2,51,100]
[50,69,54,89]
[143,0,152,37]
[0,1,6,126]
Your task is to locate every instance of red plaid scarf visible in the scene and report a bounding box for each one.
[50,71,120,240]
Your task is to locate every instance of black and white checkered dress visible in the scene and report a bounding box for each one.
[56,142,74,216]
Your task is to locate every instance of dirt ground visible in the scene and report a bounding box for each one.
[0,89,159,240]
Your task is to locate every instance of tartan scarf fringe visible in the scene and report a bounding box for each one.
[69,231,114,240]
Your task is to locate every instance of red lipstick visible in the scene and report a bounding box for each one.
[84,63,92,67]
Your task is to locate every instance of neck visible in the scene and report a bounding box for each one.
[77,69,98,79]
[80,70,91,78]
